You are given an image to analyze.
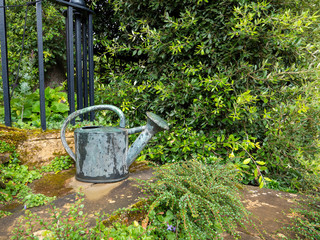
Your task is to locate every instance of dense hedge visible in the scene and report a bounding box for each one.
[93,0,320,191]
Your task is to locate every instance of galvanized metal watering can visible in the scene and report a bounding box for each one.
[60,105,169,183]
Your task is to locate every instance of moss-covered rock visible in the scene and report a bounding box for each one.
[0,125,27,147]
[0,125,74,168]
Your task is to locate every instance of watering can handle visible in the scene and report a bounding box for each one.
[60,105,126,161]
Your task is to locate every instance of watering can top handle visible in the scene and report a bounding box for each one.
[60,105,126,161]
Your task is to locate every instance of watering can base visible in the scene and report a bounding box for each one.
[75,173,129,183]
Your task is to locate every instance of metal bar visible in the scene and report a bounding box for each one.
[67,6,75,125]
[0,0,11,126]
[82,18,88,120]
[88,13,94,121]
[54,0,94,13]
[36,1,46,130]
[65,10,71,113]
[75,12,83,121]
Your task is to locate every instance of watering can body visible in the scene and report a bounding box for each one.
[74,126,129,182]
[60,105,169,183]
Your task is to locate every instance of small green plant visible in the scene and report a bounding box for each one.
[0,140,16,153]
[17,186,56,209]
[0,154,55,210]
[12,194,90,239]
[0,210,12,218]
[41,156,73,173]
[139,159,251,239]
[98,221,154,240]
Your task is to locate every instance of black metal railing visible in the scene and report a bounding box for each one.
[0,0,95,130]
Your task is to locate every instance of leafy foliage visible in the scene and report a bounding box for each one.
[40,156,73,174]
[1,85,69,128]
[12,194,155,239]
[0,140,15,153]
[139,160,250,239]
[0,152,55,209]
[93,0,320,191]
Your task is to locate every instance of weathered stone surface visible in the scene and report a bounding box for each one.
[16,130,74,167]
[0,125,74,167]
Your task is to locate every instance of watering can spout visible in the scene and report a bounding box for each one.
[127,112,169,167]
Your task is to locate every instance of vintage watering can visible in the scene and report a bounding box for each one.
[60,105,169,183]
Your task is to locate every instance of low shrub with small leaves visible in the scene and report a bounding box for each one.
[285,194,320,239]
[139,160,251,239]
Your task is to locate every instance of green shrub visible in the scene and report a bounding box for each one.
[92,0,320,191]
[139,160,250,239]
[285,193,320,239]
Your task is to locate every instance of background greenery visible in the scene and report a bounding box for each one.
[0,0,319,193]
[92,0,320,192]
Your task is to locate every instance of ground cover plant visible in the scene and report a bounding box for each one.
[12,159,251,239]
[285,193,320,239]
[0,140,74,216]
[12,193,155,240]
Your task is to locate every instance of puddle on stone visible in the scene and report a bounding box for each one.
[83,182,122,201]
[30,168,76,197]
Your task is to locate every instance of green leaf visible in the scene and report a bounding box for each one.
[256,161,266,165]
[23,109,33,118]
[259,180,264,188]
[51,102,69,113]
[32,101,41,113]
[258,176,262,184]
[243,158,251,164]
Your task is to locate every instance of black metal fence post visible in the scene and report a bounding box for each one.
[66,5,76,124]
[57,0,94,123]
[0,0,11,127]
[88,13,94,121]
[75,11,83,120]
[82,19,88,120]
[36,1,46,130]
